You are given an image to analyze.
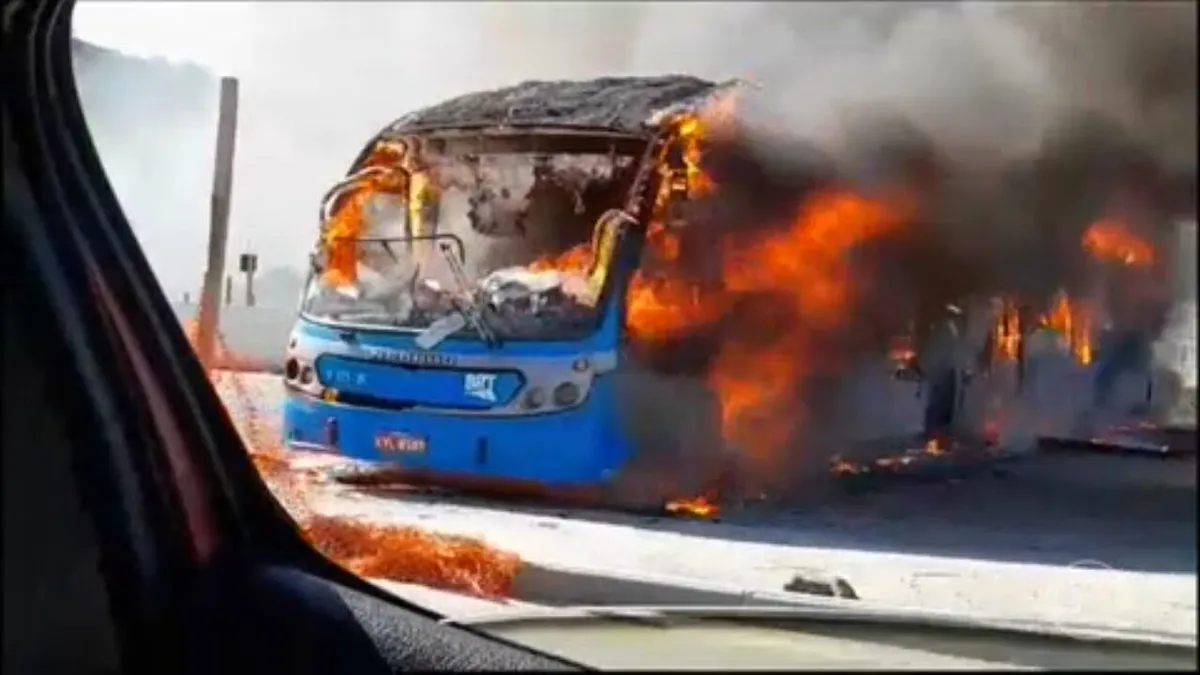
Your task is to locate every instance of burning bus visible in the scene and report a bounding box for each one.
[281,75,1190,512]
[282,76,755,508]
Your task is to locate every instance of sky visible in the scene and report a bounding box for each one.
[73,2,253,75]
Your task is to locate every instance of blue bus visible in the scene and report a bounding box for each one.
[282,77,739,509]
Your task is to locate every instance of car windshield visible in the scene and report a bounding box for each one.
[300,151,639,340]
[72,0,1197,663]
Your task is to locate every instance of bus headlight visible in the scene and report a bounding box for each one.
[284,358,301,381]
[522,387,546,410]
[285,355,323,396]
[553,382,581,407]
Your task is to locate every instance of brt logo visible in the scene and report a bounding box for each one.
[463,373,498,402]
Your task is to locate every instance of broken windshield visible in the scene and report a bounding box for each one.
[301,150,639,340]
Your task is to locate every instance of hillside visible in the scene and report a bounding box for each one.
[70,38,223,300]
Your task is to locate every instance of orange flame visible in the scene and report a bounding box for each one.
[321,145,410,288]
[527,244,592,274]
[559,188,909,467]
[673,88,739,201]
[708,191,909,453]
[528,102,912,491]
[1040,292,1093,365]
[676,115,716,199]
[923,437,945,456]
[993,298,1021,362]
[1082,219,1154,267]
[627,277,722,342]
[664,493,720,518]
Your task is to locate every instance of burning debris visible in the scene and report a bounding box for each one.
[664,493,720,519]
[301,516,521,599]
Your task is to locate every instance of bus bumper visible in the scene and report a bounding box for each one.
[281,379,633,489]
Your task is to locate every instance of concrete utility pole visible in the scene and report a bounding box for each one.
[194,77,239,368]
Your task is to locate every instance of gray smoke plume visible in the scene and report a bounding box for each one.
[463,1,1195,336]
[702,1,1195,291]
[668,1,1195,337]
[72,40,220,299]
[72,1,1195,299]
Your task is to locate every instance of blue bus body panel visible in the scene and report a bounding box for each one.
[314,354,524,409]
[283,377,631,486]
[282,302,634,488]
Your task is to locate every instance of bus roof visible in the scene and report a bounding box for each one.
[382,75,723,138]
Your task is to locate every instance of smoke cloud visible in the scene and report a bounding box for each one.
[696,1,1195,300]
[73,1,1195,297]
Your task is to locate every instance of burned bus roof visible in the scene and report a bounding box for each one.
[381,75,723,138]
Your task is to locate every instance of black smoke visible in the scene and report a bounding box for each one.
[659,2,1194,348]
[623,3,1195,491]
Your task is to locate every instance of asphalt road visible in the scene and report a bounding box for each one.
[215,372,1198,637]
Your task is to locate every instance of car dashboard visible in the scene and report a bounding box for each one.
[480,616,1196,671]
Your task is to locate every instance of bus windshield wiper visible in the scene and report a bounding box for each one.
[415,242,499,350]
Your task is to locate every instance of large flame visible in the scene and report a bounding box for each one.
[1082,218,1155,267]
[321,145,410,288]
[705,190,909,454]
[532,106,912,506]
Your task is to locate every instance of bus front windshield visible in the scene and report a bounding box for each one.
[301,151,639,341]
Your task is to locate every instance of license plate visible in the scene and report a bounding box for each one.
[374,432,427,454]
